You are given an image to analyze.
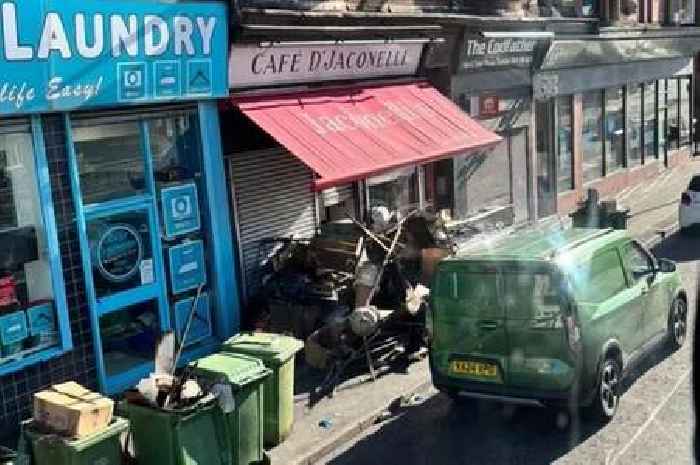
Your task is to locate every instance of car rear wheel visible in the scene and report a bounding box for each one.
[668,297,688,351]
[586,357,621,422]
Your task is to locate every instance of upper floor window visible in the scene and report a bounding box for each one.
[639,0,694,24]
[673,0,695,23]
[537,0,598,17]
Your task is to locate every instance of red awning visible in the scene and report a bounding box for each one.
[233,81,502,191]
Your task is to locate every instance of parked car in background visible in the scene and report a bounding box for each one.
[680,175,700,233]
[427,227,687,421]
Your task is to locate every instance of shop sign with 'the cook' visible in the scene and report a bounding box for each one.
[461,34,545,71]
[229,43,424,89]
[0,0,228,115]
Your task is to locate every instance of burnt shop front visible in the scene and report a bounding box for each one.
[223,39,501,305]
[0,0,236,424]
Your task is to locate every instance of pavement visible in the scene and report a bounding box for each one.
[270,160,700,465]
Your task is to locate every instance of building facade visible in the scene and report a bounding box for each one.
[0,0,237,437]
[1,0,700,445]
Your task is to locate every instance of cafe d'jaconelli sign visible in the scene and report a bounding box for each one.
[0,0,228,115]
[461,35,543,71]
[229,43,424,89]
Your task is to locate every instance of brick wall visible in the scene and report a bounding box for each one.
[0,115,96,441]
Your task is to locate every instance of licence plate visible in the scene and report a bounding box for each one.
[450,360,498,378]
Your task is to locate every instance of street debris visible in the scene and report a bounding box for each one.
[318,418,334,429]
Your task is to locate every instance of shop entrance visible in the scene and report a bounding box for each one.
[65,108,217,394]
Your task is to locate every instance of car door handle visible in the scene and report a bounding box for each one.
[477,320,500,331]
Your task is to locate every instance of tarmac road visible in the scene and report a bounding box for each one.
[320,231,699,465]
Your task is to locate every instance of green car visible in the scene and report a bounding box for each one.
[428,227,688,421]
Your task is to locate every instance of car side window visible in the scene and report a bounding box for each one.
[570,249,627,304]
[621,241,654,283]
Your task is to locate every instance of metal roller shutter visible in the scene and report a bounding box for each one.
[228,148,317,301]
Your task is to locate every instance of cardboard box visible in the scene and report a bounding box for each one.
[33,382,114,438]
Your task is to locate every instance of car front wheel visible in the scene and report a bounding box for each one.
[668,297,688,350]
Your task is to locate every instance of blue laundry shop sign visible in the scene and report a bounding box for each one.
[0,0,228,114]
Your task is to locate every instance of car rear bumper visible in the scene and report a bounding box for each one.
[430,359,594,408]
[679,204,700,228]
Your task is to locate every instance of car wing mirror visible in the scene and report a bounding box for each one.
[657,258,677,273]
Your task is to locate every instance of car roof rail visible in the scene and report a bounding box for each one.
[550,228,615,259]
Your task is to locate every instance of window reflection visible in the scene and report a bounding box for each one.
[367,167,419,223]
[628,85,642,167]
[0,129,58,360]
[643,82,657,161]
[73,122,145,205]
[582,91,604,183]
[658,80,667,156]
[679,78,691,147]
[667,79,679,150]
[605,87,625,173]
[557,96,573,192]
[537,0,596,17]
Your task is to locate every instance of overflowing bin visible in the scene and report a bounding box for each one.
[192,352,270,465]
[124,398,231,465]
[22,417,128,465]
[221,332,303,447]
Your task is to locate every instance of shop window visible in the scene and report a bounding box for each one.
[536,101,556,218]
[643,82,658,161]
[423,164,437,213]
[582,91,605,183]
[319,184,358,223]
[670,0,695,23]
[72,122,146,205]
[557,96,574,192]
[627,84,643,166]
[605,87,625,173]
[537,0,597,17]
[679,78,691,147]
[150,114,203,178]
[0,124,69,372]
[658,80,667,156]
[367,167,419,222]
[667,79,680,150]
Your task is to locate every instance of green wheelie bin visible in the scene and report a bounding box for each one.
[192,352,270,465]
[221,332,303,447]
[124,397,231,465]
[22,417,128,465]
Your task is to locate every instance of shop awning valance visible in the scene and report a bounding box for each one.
[232,81,502,191]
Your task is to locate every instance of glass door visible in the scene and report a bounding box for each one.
[65,110,216,394]
[535,101,556,218]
